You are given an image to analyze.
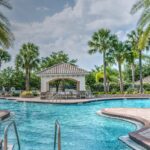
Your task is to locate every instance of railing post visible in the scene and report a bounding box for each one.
[3,121,21,150]
[54,120,61,150]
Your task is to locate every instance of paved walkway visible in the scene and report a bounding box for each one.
[98,108,150,149]
[1,94,150,104]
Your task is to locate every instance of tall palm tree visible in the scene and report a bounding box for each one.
[131,0,150,28]
[127,29,150,93]
[111,36,127,93]
[15,43,40,91]
[126,34,139,89]
[88,29,112,93]
[0,0,14,48]
[0,48,11,69]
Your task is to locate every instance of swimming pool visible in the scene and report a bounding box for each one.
[0,98,149,150]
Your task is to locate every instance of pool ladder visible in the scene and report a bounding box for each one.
[1,120,61,150]
[54,120,61,150]
[2,120,21,150]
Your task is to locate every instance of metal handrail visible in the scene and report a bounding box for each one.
[4,121,21,150]
[54,120,61,150]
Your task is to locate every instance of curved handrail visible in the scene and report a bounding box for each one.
[4,121,21,150]
[54,120,61,150]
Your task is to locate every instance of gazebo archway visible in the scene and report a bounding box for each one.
[48,78,80,92]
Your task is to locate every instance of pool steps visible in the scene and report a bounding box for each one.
[119,135,146,150]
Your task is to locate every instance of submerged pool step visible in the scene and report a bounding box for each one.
[119,135,146,150]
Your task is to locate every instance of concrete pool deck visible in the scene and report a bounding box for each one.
[1,94,150,104]
[98,108,150,149]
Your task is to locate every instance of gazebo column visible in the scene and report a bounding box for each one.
[41,77,49,92]
[78,77,86,91]
[76,81,80,91]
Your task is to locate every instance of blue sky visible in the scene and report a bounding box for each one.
[3,0,140,70]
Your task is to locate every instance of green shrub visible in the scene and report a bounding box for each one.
[143,84,150,91]
[144,91,150,94]
[32,91,39,96]
[12,92,20,97]
[109,83,120,92]
[20,91,33,98]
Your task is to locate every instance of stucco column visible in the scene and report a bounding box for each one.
[79,77,86,91]
[41,77,49,92]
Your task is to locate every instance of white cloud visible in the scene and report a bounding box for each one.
[10,0,140,70]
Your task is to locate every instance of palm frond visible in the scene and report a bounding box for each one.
[0,0,12,9]
[131,0,143,14]
[138,8,150,27]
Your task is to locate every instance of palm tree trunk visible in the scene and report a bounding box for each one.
[103,51,107,93]
[131,64,135,89]
[0,60,1,71]
[118,63,123,93]
[25,68,30,91]
[139,51,143,93]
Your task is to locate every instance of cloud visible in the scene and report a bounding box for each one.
[10,0,140,70]
[36,7,49,11]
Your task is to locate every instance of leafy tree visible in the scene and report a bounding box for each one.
[0,0,14,48]
[0,48,11,69]
[40,51,77,69]
[40,51,77,92]
[127,29,150,93]
[110,36,127,92]
[126,33,139,88]
[15,43,40,91]
[88,29,112,93]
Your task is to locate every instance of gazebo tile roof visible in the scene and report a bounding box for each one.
[38,63,89,76]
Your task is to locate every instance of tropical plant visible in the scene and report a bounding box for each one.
[40,51,77,69]
[110,36,127,93]
[0,0,14,48]
[131,0,150,28]
[126,33,139,88]
[15,43,40,91]
[0,48,11,69]
[95,66,118,92]
[127,29,150,93]
[88,29,112,93]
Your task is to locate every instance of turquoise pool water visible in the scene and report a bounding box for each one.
[0,98,150,150]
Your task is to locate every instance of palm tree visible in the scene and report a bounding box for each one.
[0,48,11,69]
[15,43,40,91]
[126,34,139,89]
[88,29,112,93]
[131,0,150,28]
[111,36,126,93]
[0,0,14,48]
[127,29,150,93]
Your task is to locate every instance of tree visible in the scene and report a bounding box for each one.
[40,51,77,69]
[88,29,112,93]
[131,0,150,28]
[111,36,127,93]
[15,43,40,91]
[0,48,11,69]
[126,33,139,88]
[127,29,150,93]
[0,0,14,48]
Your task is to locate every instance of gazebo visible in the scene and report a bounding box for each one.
[38,63,89,99]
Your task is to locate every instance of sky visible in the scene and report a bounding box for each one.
[3,0,141,71]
